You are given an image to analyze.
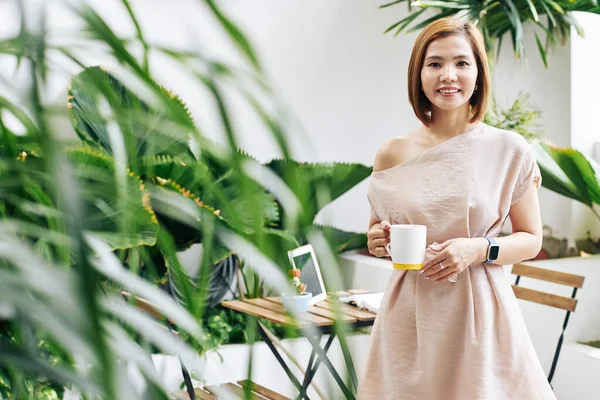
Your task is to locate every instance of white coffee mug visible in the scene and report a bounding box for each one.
[385,224,427,270]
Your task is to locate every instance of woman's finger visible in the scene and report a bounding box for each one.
[421,252,448,274]
[433,266,456,283]
[368,237,389,254]
[424,262,453,280]
[371,246,388,258]
[370,237,389,248]
[369,221,391,236]
[368,227,390,240]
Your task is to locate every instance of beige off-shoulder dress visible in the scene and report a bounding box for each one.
[357,122,555,400]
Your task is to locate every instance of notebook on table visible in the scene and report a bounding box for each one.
[339,292,384,313]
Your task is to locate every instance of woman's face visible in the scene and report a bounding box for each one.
[420,34,478,113]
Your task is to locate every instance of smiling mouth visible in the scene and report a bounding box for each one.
[437,89,460,94]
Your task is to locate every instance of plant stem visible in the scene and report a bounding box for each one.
[121,0,150,75]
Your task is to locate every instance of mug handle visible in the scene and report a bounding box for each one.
[385,243,392,257]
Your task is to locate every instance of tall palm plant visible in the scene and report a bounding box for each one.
[65,65,370,296]
[0,1,363,398]
[381,0,600,66]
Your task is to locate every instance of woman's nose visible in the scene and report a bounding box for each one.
[440,66,458,82]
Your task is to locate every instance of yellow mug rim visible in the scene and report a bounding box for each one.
[393,263,422,270]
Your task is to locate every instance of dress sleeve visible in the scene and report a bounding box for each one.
[510,144,542,206]
[367,177,383,221]
[368,192,382,221]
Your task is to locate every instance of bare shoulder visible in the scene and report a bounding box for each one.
[373,128,425,172]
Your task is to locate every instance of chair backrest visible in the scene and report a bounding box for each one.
[511,263,585,312]
[121,290,167,320]
[511,262,585,384]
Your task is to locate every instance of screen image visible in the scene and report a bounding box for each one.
[489,246,499,259]
[292,252,323,297]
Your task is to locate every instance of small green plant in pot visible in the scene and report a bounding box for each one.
[281,268,312,314]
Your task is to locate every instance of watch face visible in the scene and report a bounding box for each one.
[489,245,500,260]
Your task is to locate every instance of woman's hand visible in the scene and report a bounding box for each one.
[367,221,391,257]
[420,238,487,283]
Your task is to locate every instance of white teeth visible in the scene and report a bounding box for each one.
[439,89,459,94]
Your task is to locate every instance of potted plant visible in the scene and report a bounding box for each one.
[281,268,312,314]
[381,0,600,67]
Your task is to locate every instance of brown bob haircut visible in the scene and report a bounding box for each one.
[407,17,491,125]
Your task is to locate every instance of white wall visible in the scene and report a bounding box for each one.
[493,23,573,238]
[571,12,600,159]
[552,343,600,400]
[570,12,600,241]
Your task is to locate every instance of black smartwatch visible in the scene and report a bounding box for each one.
[484,237,499,263]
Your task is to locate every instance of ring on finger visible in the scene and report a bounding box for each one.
[439,262,445,269]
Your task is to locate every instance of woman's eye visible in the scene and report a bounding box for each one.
[457,61,469,66]
[428,62,441,67]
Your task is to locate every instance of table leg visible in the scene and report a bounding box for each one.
[304,332,355,400]
[257,323,305,396]
[298,333,337,399]
[336,328,358,391]
[296,346,317,400]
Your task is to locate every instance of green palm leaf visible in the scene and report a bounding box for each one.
[203,0,263,73]
[534,142,600,213]
[265,159,372,223]
[68,67,194,166]
[312,224,368,253]
[381,0,600,65]
[65,146,159,249]
[75,5,145,75]
[145,154,279,238]
[0,96,39,136]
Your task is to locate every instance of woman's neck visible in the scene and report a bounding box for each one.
[427,106,476,139]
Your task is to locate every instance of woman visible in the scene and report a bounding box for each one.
[357,18,555,400]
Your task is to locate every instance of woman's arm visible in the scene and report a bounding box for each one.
[467,183,543,265]
[422,183,542,282]
[489,183,543,265]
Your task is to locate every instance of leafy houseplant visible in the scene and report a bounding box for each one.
[66,66,371,298]
[381,0,600,67]
[0,1,367,398]
[485,92,544,141]
[533,141,600,255]
[534,142,600,221]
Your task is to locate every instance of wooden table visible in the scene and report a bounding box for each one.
[222,290,377,400]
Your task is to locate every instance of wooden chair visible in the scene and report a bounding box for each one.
[173,380,290,400]
[511,263,585,384]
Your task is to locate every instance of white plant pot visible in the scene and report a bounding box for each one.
[280,292,313,314]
